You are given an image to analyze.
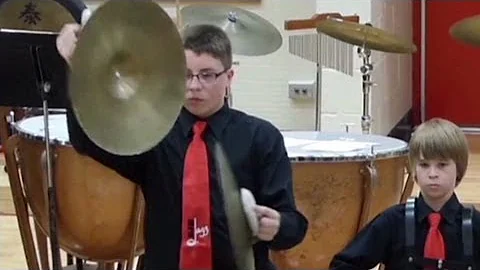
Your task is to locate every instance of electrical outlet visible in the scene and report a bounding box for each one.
[288,80,315,99]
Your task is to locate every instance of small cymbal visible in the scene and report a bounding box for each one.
[316,18,417,54]
[69,1,185,156]
[180,4,282,56]
[450,15,480,47]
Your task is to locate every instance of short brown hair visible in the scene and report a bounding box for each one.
[409,118,469,185]
[182,24,232,69]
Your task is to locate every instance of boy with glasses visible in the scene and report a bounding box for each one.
[57,21,308,270]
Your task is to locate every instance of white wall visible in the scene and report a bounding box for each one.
[370,0,413,135]
[85,0,317,131]
[315,0,413,134]
[84,0,413,135]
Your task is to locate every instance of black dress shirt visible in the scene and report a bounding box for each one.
[329,193,480,270]
[66,104,308,270]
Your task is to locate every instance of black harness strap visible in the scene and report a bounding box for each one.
[405,197,416,269]
[462,204,474,269]
[404,197,476,269]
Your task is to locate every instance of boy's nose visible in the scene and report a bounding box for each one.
[427,167,439,178]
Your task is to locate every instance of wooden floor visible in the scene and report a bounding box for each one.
[1,136,480,269]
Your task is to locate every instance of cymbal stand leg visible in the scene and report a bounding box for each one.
[31,46,61,270]
[314,62,321,131]
[357,45,373,134]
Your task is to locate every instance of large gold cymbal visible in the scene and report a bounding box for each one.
[450,15,480,47]
[316,18,417,54]
[69,0,185,156]
[180,4,282,56]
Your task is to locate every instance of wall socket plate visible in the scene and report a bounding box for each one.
[288,80,316,100]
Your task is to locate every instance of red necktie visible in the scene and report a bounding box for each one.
[180,121,212,269]
[424,213,445,259]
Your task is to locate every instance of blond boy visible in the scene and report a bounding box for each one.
[329,118,480,270]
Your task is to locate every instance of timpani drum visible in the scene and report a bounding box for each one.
[271,131,411,269]
[13,114,145,261]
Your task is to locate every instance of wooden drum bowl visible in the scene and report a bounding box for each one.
[271,131,413,269]
[13,114,144,262]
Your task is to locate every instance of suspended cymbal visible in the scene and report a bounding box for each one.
[69,0,185,156]
[316,18,417,54]
[450,15,480,47]
[180,4,282,56]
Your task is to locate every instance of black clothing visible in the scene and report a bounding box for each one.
[66,104,308,270]
[329,193,480,269]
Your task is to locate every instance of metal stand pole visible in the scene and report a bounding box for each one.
[357,44,374,134]
[314,63,322,131]
[356,22,377,134]
[31,46,61,270]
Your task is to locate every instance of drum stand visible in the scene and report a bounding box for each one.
[358,44,374,134]
[32,46,62,270]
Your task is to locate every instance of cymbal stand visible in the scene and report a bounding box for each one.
[357,44,374,134]
[31,46,61,270]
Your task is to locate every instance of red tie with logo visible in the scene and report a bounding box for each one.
[180,121,212,270]
[424,213,445,260]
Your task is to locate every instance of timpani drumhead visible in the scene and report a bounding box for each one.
[282,131,408,161]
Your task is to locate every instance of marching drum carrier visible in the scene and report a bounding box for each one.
[271,131,414,269]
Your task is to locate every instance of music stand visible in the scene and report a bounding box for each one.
[0,28,69,108]
[0,28,67,270]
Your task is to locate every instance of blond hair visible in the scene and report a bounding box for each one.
[409,118,469,185]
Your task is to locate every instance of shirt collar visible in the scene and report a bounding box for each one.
[416,193,461,225]
[178,104,231,139]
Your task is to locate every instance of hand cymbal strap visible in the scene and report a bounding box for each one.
[32,44,61,270]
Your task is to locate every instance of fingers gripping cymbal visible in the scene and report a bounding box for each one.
[69,0,185,156]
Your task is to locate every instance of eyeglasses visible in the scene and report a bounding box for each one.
[186,69,228,85]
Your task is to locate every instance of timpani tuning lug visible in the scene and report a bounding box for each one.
[366,145,378,187]
[341,123,356,133]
